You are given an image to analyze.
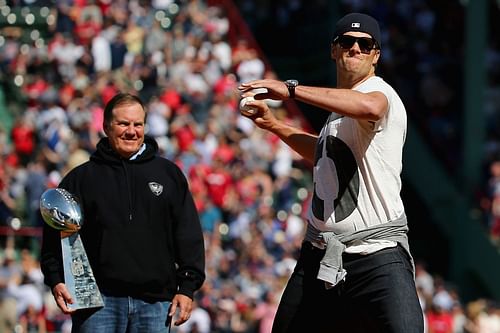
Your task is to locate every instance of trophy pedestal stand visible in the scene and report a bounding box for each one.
[61,233,104,310]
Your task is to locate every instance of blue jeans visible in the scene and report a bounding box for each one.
[272,242,424,333]
[71,294,172,333]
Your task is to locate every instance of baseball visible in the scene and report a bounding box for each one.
[239,96,258,116]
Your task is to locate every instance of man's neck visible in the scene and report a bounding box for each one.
[129,143,146,160]
[337,72,375,89]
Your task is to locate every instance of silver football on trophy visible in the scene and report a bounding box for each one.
[40,188,83,232]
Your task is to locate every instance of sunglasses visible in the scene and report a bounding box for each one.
[334,35,378,54]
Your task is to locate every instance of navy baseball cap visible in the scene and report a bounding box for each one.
[333,13,381,49]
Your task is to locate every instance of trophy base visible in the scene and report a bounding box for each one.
[62,234,104,310]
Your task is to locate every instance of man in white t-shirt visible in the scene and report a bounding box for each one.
[238,12,423,333]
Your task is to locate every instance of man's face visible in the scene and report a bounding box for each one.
[331,31,380,76]
[104,102,146,158]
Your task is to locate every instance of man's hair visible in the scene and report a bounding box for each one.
[103,93,145,129]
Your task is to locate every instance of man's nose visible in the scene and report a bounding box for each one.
[350,42,362,53]
[125,124,136,134]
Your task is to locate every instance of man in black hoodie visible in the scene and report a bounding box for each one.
[41,93,205,332]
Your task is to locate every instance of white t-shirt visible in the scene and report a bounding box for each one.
[307,76,407,253]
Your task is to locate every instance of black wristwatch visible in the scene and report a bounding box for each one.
[284,79,299,99]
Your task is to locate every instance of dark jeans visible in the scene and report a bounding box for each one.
[272,242,424,333]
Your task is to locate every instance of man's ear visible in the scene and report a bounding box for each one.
[331,43,338,60]
[372,49,381,66]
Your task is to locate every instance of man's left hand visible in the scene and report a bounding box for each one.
[168,294,193,326]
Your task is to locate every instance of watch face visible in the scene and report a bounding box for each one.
[285,79,298,98]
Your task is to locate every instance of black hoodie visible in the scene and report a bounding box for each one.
[41,136,205,301]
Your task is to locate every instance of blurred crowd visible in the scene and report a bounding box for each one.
[0,0,499,332]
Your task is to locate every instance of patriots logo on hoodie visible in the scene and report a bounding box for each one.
[148,182,163,196]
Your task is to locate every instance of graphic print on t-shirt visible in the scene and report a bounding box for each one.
[311,135,359,223]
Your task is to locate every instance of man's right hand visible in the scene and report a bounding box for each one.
[238,98,278,130]
[52,283,76,314]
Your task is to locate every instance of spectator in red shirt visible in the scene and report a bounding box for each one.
[10,116,36,166]
[427,302,454,333]
[205,157,233,209]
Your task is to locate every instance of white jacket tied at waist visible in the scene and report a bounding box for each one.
[304,214,413,289]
